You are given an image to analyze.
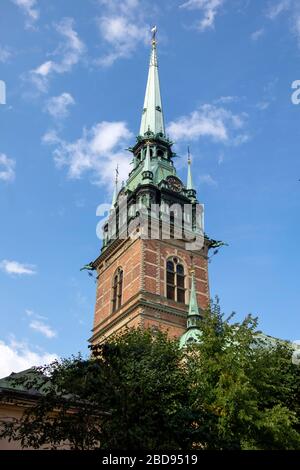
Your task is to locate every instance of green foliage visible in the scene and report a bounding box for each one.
[1,303,300,450]
[185,305,300,449]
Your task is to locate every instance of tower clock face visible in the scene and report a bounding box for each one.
[166,176,183,192]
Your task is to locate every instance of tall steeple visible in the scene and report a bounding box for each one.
[186,147,197,202]
[89,25,211,350]
[187,147,193,190]
[139,26,165,137]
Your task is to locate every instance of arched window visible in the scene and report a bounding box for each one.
[176,263,185,303]
[112,268,123,312]
[166,258,186,303]
[166,260,175,300]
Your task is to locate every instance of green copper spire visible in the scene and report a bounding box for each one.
[111,165,119,211]
[142,142,153,182]
[179,268,203,348]
[139,26,165,137]
[187,147,194,191]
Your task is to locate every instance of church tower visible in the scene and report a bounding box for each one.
[89,28,211,346]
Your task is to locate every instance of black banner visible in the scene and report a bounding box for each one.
[0,450,299,467]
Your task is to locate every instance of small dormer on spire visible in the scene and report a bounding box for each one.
[142,142,153,182]
[111,165,119,211]
[139,26,165,137]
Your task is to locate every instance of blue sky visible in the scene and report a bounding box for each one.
[1,0,300,377]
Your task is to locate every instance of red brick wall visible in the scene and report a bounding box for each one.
[143,239,209,310]
[91,237,210,345]
[94,238,143,329]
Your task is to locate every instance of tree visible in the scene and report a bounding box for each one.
[1,304,300,450]
[185,305,300,449]
[0,329,192,450]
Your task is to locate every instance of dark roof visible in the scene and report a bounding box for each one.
[0,368,47,398]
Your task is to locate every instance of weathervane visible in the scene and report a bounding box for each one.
[115,164,119,186]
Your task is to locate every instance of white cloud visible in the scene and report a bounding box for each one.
[45,92,75,119]
[25,310,57,338]
[218,152,224,164]
[54,18,85,72]
[267,1,300,48]
[0,154,16,182]
[0,260,37,276]
[30,320,57,339]
[96,0,149,66]
[0,338,57,379]
[42,129,60,145]
[199,174,218,186]
[167,104,248,146]
[231,133,249,146]
[214,96,241,104]
[35,61,53,76]
[266,0,291,20]
[180,0,226,31]
[42,121,132,187]
[256,101,270,111]
[30,18,85,92]
[256,78,278,111]
[12,0,39,27]
[0,46,11,63]
[292,11,300,46]
[251,28,265,41]
[25,309,47,320]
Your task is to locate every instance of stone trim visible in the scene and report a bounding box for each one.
[89,295,188,344]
